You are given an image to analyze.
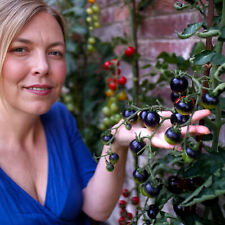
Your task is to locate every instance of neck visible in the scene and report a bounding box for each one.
[0,103,42,150]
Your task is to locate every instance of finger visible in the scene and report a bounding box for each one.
[181,125,210,136]
[191,109,211,124]
[158,111,172,118]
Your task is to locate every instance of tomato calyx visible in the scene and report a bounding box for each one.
[175,96,195,115]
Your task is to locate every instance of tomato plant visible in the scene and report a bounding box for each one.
[101,1,225,225]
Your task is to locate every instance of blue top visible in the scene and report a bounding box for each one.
[0,102,97,225]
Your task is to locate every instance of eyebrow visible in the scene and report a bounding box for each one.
[13,38,65,48]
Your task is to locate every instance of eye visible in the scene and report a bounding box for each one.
[10,47,28,54]
[49,50,64,57]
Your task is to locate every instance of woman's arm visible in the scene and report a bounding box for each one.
[82,109,211,221]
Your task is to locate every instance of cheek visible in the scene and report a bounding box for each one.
[1,60,27,87]
[52,61,67,84]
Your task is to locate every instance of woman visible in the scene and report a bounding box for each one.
[0,0,211,224]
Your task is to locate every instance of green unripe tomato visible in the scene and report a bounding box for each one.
[92,4,100,13]
[87,44,95,52]
[102,117,111,126]
[92,14,99,21]
[66,103,75,111]
[86,16,92,23]
[102,106,111,116]
[86,7,93,15]
[110,102,119,113]
[88,37,96,45]
[94,22,100,28]
[88,26,94,31]
[64,94,73,103]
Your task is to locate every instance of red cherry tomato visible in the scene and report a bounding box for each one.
[104,60,112,69]
[109,81,117,90]
[125,46,135,57]
[118,76,127,85]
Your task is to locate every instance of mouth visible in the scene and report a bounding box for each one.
[26,87,51,91]
[24,84,53,96]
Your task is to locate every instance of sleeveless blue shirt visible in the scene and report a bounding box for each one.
[0,102,97,224]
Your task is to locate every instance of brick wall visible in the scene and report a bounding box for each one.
[94,0,203,105]
[95,0,201,62]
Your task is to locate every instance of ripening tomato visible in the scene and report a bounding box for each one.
[117,91,127,101]
[88,0,96,3]
[105,89,115,97]
[124,46,135,57]
[118,76,127,85]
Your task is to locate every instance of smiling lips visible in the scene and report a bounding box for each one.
[24,84,52,96]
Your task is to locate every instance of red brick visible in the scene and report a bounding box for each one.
[138,11,200,38]
[141,0,179,16]
[97,0,120,8]
[100,7,115,25]
[94,22,129,42]
[114,5,129,22]
[138,39,199,60]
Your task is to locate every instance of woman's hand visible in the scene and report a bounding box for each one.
[112,109,211,149]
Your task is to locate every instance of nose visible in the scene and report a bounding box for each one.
[31,51,49,76]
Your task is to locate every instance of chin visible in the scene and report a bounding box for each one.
[23,100,56,116]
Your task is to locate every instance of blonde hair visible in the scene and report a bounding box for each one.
[0,0,65,76]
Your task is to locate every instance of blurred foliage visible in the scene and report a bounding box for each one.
[46,0,115,155]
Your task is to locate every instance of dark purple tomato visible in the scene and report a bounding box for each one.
[106,162,114,172]
[201,93,219,109]
[129,139,146,156]
[164,127,182,145]
[133,168,149,184]
[102,134,114,144]
[147,204,159,219]
[185,146,201,159]
[173,199,191,218]
[122,109,138,122]
[109,152,119,164]
[170,112,190,125]
[175,97,195,115]
[139,110,149,124]
[170,76,188,93]
[143,111,160,128]
[186,177,204,191]
[143,181,162,197]
[167,176,185,194]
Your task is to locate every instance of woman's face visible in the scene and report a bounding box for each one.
[1,11,66,115]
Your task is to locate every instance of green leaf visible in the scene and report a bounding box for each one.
[174,2,189,10]
[219,26,225,40]
[177,23,202,39]
[192,50,216,65]
[190,41,205,58]
[181,167,225,206]
[183,151,225,179]
[211,53,225,65]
